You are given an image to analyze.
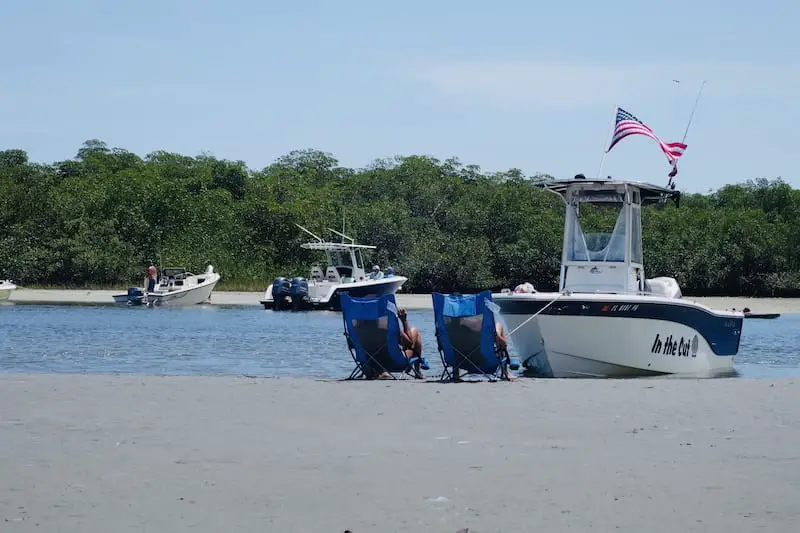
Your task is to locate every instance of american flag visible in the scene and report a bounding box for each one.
[607,107,687,163]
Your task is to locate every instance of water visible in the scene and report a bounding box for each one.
[1,303,798,379]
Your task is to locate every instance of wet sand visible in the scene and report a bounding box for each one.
[1,374,798,532]
[5,288,799,314]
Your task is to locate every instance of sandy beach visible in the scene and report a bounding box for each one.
[5,288,799,314]
[1,374,798,532]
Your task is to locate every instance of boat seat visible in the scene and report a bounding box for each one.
[645,277,682,299]
[311,266,324,281]
[325,266,341,283]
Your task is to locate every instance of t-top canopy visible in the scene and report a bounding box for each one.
[300,242,376,251]
[539,176,679,204]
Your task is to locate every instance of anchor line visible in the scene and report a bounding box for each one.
[505,292,566,336]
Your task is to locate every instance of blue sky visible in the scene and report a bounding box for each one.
[1,0,797,193]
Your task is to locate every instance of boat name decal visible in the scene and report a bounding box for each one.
[650,333,698,357]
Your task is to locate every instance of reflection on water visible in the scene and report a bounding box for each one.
[0,304,798,379]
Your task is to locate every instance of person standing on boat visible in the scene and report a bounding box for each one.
[145,261,158,293]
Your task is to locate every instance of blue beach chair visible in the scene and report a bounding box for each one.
[432,291,520,382]
[340,293,430,380]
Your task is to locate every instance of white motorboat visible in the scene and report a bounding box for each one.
[261,225,407,311]
[493,176,743,378]
[0,279,17,301]
[147,265,220,306]
[112,265,220,307]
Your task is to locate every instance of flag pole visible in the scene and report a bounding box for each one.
[596,105,619,179]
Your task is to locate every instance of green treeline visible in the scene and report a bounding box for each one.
[1,140,798,296]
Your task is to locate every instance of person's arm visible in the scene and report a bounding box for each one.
[398,309,412,343]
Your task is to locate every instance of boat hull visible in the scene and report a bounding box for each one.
[112,294,147,306]
[494,293,742,378]
[112,288,147,306]
[0,282,17,301]
[261,276,406,311]
[148,276,220,306]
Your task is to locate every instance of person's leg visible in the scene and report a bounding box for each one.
[404,325,424,378]
[495,322,507,350]
[495,322,514,380]
[410,326,422,357]
[401,326,422,358]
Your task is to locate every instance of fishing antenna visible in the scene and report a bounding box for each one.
[681,80,706,144]
[295,223,323,242]
[668,80,706,188]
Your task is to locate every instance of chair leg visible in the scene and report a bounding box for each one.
[347,364,366,380]
[499,361,516,381]
[437,349,453,382]
[439,365,460,383]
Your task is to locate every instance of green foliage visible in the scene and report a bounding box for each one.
[0,141,798,296]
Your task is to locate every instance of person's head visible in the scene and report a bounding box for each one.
[372,265,380,272]
[386,266,394,275]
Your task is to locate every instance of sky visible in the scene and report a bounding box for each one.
[1,0,798,193]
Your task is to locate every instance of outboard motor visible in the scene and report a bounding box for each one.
[127,287,145,306]
[272,277,291,310]
[290,277,309,311]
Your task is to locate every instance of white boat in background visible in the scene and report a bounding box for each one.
[493,176,743,378]
[112,265,220,307]
[148,265,220,306]
[261,225,407,311]
[0,279,17,301]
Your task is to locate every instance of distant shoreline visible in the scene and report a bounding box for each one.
[3,288,797,314]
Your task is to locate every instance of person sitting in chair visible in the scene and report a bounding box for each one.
[366,307,426,380]
[398,307,424,379]
[452,315,514,380]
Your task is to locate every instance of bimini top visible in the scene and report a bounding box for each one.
[300,241,376,251]
[296,224,377,251]
[540,175,679,204]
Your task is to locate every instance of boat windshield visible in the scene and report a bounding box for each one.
[161,268,187,279]
[324,248,365,280]
[568,202,626,262]
[326,248,366,269]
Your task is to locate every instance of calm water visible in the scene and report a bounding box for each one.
[1,303,798,379]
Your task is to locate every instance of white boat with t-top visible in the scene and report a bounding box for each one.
[0,279,17,301]
[493,176,743,378]
[261,225,407,311]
